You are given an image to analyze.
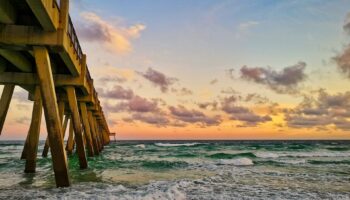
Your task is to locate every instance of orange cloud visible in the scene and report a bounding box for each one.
[77,12,146,54]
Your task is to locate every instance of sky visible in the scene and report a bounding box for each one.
[2,0,350,140]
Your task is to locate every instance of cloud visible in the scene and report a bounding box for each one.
[344,13,350,35]
[104,101,129,113]
[333,13,350,78]
[221,95,238,111]
[240,62,307,94]
[138,68,178,92]
[210,79,218,85]
[244,93,270,104]
[236,21,260,38]
[220,87,240,95]
[221,95,271,126]
[197,101,218,110]
[100,85,134,100]
[286,115,330,129]
[333,46,350,78]
[77,12,146,54]
[169,105,221,126]
[318,89,350,108]
[131,113,169,127]
[13,91,28,102]
[286,90,350,130]
[103,95,159,113]
[171,87,193,96]
[226,68,235,79]
[128,95,159,112]
[238,21,259,31]
[230,109,272,125]
[99,75,127,84]
[220,89,271,105]
[15,117,31,124]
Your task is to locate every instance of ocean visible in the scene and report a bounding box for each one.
[0,140,349,199]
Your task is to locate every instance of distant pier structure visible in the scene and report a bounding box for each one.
[0,0,112,187]
[110,132,116,142]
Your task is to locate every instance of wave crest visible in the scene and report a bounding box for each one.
[218,158,254,166]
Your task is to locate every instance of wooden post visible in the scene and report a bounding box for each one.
[87,111,99,155]
[66,86,88,169]
[24,87,42,173]
[62,114,69,137]
[59,0,69,30]
[97,123,104,150]
[42,101,65,157]
[58,101,65,122]
[66,119,74,155]
[102,129,110,145]
[21,134,29,160]
[92,116,102,151]
[79,102,94,157]
[42,137,49,157]
[0,84,15,135]
[33,46,70,187]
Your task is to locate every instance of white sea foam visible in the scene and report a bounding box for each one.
[141,185,186,200]
[218,158,254,166]
[276,159,307,164]
[280,151,350,158]
[254,152,279,158]
[135,144,146,149]
[253,151,350,159]
[155,143,200,147]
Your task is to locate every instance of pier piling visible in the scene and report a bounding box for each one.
[24,87,42,173]
[66,86,88,169]
[34,46,70,187]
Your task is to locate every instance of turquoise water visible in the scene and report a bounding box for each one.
[0,140,350,199]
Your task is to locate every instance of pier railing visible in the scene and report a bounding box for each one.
[68,16,83,62]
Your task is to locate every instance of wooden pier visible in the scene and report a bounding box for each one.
[0,0,111,187]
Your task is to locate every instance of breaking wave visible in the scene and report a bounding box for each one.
[218,158,254,166]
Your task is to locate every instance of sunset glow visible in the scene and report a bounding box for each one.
[2,0,350,140]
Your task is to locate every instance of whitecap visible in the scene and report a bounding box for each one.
[135,144,146,149]
[218,158,254,166]
[254,152,279,158]
[280,151,350,158]
[276,159,306,164]
[155,143,201,147]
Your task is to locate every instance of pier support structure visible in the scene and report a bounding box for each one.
[34,46,70,187]
[0,0,112,187]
